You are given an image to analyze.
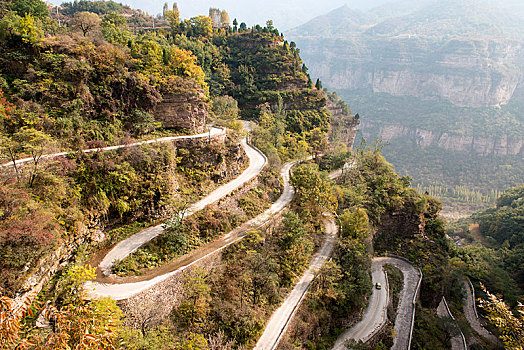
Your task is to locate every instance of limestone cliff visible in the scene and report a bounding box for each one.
[360,120,523,156]
[288,1,524,108]
[293,37,524,108]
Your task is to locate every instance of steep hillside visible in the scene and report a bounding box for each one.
[450,184,524,300]
[0,2,472,350]
[0,3,364,347]
[0,0,356,300]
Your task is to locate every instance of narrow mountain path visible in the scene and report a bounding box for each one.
[254,216,338,350]
[333,257,420,350]
[0,127,225,168]
[85,154,303,300]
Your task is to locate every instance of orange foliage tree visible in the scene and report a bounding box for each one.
[0,265,122,349]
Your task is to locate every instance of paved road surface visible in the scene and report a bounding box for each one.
[333,257,420,350]
[85,153,301,300]
[437,297,466,350]
[463,280,499,344]
[253,168,343,350]
[0,127,225,168]
[254,217,338,350]
[98,133,267,275]
[389,258,420,350]
[332,260,389,349]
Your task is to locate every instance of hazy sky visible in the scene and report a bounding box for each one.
[48,0,524,30]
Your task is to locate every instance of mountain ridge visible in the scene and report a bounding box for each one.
[287,0,524,108]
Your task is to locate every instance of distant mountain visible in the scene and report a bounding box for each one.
[367,0,435,20]
[288,0,524,108]
[287,0,524,215]
[286,0,440,37]
[366,0,524,38]
[289,0,524,37]
[285,6,372,38]
[50,0,524,30]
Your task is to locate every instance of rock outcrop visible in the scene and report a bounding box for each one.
[328,100,360,150]
[360,120,523,156]
[154,79,208,133]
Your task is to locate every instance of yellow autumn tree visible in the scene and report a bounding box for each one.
[479,284,524,350]
[291,163,338,215]
[164,8,179,32]
[0,13,44,46]
[188,16,212,38]
[131,39,164,74]
[166,46,207,93]
[338,208,369,240]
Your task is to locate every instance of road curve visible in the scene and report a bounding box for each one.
[0,127,225,168]
[253,169,343,350]
[333,257,420,350]
[85,154,300,300]
[463,280,499,344]
[255,216,338,350]
[332,259,389,349]
[97,134,266,275]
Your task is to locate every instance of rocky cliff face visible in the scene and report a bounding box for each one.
[154,84,208,133]
[295,37,524,108]
[361,120,524,156]
[288,0,524,108]
[328,101,360,150]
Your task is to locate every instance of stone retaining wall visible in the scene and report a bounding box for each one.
[118,209,286,328]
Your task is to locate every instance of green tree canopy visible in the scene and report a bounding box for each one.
[291,163,337,214]
[10,0,48,19]
[101,11,131,45]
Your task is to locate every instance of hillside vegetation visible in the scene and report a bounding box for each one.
[0,1,363,349]
[279,145,449,348]
[0,0,340,297]
[450,184,524,305]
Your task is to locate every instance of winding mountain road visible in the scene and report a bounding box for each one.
[255,216,338,350]
[0,127,226,168]
[85,147,304,300]
[253,169,344,350]
[332,260,389,349]
[97,133,267,276]
[333,257,420,350]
